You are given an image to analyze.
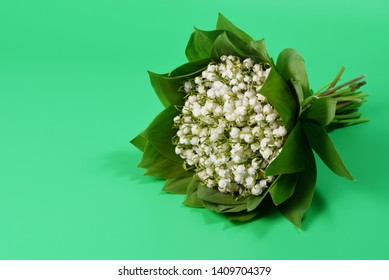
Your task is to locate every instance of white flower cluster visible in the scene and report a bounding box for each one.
[173,55,287,196]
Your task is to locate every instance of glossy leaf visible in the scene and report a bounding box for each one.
[270,173,299,206]
[303,122,355,180]
[276,48,310,99]
[226,200,271,221]
[278,135,317,228]
[265,121,305,176]
[210,32,270,63]
[259,67,297,130]
[148,72,179,108]
[197,185,246,205]
[226,210,261,222]
[246,188,270,212]
[202,201,247,213]
[185,28,223,61]
[168,58,212,77]
[306,97,337,126]
[163,177,192,195]
[289,79,304,107]
[130,133,147,152]
[144,153,191,179]
[183,179,204,208]
[142,105,182,163]
[138,142,159,168]
[216,13,253,43]
[247,39,271,64]
[148,59,211,107]
[210,32,241,60]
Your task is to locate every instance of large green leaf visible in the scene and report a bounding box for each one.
[168,58,212,77]
[246,187,271,212]
[278,135,317,228]
[247,39,271,64]
[270,173,299,206]
[149,59,211,107]
[183,179,204,208]
[202,201,247,213]
[138,141,159,168]
[144,152,191,179]
[130,132,147,152]
[185,28,223,62]
[210,32,241,60]
[276,48,310,100]
[265,121,305,176]
[306,97,337,126]
[226,210,261,222]
[259,67,298,130]
[163,177,192,194]
[210,32,270,63]
[289,79,304,108]
[303,122,355,180]
[197,185,247,205]
[216,13,253,43]
[142,105,182,163]
[226,199,272,221]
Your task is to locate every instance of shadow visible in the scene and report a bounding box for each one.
[199,208,226,225]
[224,206,284,238]
[301,190,328,230]
[96,149,161,185]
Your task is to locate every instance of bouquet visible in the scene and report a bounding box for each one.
[131,14,367,227]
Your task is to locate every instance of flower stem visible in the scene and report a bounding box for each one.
[314,67,368,129]
[328,66,345,89]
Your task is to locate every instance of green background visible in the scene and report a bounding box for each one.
[1,0,388,259]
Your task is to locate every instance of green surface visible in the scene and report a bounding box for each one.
[0,0,388,259]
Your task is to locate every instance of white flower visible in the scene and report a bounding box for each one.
[218,178,229,189]
[278,126,287,136]
[174,55,286,196]
[236,164,245,174]
[184,81,192,92]
[230,127,240,138]
[190,137,199,145]
[261,148,273,159]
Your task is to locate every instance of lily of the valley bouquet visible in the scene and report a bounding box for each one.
[131,14,367,227]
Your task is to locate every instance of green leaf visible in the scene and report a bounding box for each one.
[306,97,337,126]
[276,48,310,99]
[289,79,304,107]
[197,185,246,205]
[144,152,191,179]
[247,39,271,64]
[202,201,247,213]
[148,59,211,107]
[210,32,270,63]
[226,199,272,221]
[185,28,223,61]
[226,210,261,222]
[163,177,192,194]
[303,122,355,180]
[270,173,299,206]
[259,67,297,130]
[210,32,241,60]
[148,72,179,108]
[183,179,204,208]
[216,13,253,43]
[246,187,271,212]
[265,121,305,176]
[130,133,147,152]
[278,135,317,228]
[168,58,212,77]
[138,141,159,168]
[142,105,181,163]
